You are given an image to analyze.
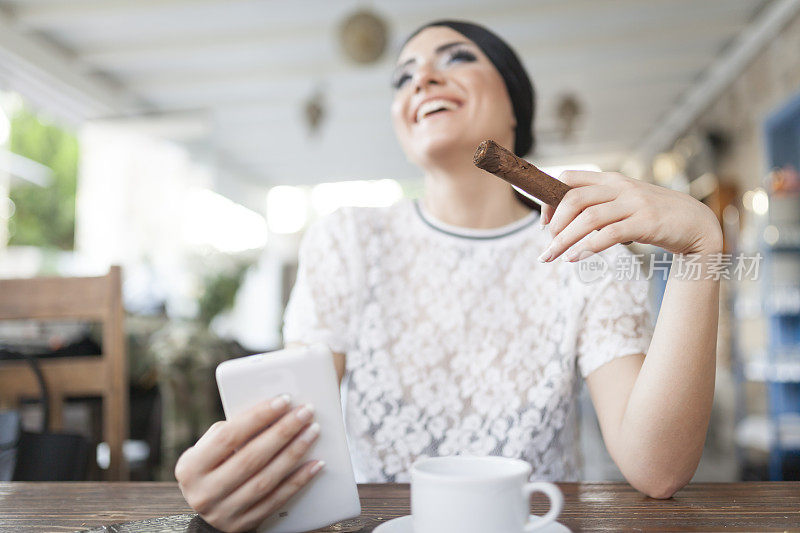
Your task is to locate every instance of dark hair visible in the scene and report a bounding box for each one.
[402,20,540,212]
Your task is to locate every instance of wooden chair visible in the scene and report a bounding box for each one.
[0,266,128,480]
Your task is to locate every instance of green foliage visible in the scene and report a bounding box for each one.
[8,108,78,250]
[197,262,251,327]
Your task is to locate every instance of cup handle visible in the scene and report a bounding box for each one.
[522,481,564,532]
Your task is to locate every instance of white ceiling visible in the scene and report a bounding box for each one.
[0,0,780,190]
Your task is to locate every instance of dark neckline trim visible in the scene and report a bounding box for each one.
[413,199,538,241]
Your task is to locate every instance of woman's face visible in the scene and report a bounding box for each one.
[391,26,516,168]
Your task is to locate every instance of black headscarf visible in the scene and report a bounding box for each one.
[402,20,536,157]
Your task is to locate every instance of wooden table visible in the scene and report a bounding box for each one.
[1,482,799,532]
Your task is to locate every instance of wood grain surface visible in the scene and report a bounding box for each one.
[0,482,798,532]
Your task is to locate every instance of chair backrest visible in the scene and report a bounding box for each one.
[0,266,122,322]
[0,266,127,480]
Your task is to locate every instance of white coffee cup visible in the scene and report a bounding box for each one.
[410,456,563,533]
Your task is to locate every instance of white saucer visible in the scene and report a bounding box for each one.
[373,515,571,532]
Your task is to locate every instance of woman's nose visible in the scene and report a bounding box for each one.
[413,64,444,93]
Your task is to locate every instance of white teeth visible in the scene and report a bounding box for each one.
[415,99,459,122]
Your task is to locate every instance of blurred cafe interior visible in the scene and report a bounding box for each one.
[1,0,800,489]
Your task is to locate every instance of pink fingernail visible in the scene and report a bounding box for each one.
[571,250,594,262]
[271,394,290,410]
[309,460,325,475]
[300,422,320,443]
[296,404,315,422]
[537,245,553,263]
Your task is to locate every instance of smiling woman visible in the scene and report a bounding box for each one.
[391,24,523,183]
[392,21,534,156]
[390,21,540,217]
[175,19,723,532]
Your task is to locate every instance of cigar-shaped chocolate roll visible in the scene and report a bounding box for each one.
[473,140,571,207]
[474,139,633,245]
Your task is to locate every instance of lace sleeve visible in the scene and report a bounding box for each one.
[576,245,654,378]
[282,209,358,354]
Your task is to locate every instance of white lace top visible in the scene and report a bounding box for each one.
[283,198,653,483]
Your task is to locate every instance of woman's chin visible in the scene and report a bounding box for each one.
[410,132,477,164]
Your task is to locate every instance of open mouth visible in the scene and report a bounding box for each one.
[415,98,461,123]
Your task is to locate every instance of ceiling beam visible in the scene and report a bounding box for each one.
[0,8,147,121]
[215,118,650,161]
[72,6,745,73]
[91,110,211,142]
[96,23,732,96]
[8,0,226,28]
[518,18,745,60]
[211,99,667,132]
[623,0,800,171]
[13,0,737,32]
[140,72,693,113]
[122,39,710,104]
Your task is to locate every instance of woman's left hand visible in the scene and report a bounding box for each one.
[538,171,723,262]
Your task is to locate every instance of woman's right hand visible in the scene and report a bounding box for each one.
[174,395,324,533]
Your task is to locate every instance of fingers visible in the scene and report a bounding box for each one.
[208,404,316,499]
[223,420,321,518]
[539,200,630,262]
[175,421,226,486]
[197,421,225,445]
[540,205,554,227]
[228,460,326,533]
[176,400,323,533]
[192,395,292,474]
[541,172,620,227]
[565,219,641,260]
[547,185,618,237]
[556,170,609,187]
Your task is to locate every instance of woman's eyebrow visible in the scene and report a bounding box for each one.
[434,40,471,55]
[393,41,472,73]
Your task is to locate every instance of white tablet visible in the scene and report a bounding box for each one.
[215,344,361,533]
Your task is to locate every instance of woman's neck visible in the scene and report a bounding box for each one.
[421,154,532,229]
